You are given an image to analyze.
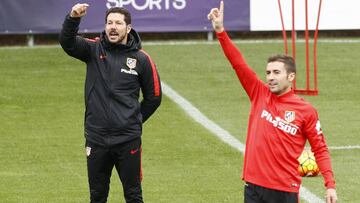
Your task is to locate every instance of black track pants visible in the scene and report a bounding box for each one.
[244,182,298,203]
[86,138,143,203]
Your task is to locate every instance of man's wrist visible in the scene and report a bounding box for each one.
[69,12,81,18]
[215,27,224,33]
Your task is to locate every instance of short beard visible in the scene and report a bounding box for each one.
[107,33,127,44]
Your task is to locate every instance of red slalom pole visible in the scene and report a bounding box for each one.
[292,0,297,89]
[313,0,323,94]
[278,0,288,54]
[305,0,310,91]
[280,0,321,96]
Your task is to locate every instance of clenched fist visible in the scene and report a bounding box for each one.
[70,3,89,18]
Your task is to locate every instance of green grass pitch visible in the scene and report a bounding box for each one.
[0,40,359,202]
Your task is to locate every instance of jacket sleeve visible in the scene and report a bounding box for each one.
[216,31,266,101]
[59,15,91,62]
[139,50,162,123]
[304,108,336,189]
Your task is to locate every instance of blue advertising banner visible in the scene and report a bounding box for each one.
[0,0,249,34]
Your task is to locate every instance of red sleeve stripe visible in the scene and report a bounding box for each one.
[140,146,143,182]
[85,37,100,42]
[140,50,161,96]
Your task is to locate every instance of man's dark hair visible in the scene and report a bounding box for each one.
[267,54,296,74]
[105,7,132,25]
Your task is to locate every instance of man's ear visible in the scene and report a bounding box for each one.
[127,24,132,34]
[288,72,296,82]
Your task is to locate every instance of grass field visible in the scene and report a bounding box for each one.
[0,39,359,202]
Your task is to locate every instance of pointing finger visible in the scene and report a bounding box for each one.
[219,1,224,14]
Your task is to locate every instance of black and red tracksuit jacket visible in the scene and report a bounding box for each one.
[59,15,162,146]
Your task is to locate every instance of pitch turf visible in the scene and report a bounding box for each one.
[0,40,359,202]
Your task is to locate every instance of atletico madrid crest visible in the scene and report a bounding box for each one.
[284,111,295,123]
[126,58,137,69]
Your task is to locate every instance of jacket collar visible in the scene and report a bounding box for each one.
[100,28,142,51]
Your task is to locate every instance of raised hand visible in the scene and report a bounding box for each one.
[207,1,224,33]
[70,3,89,18]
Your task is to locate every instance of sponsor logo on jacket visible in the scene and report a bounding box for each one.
[121,58,138,75]
[260,110,299,135]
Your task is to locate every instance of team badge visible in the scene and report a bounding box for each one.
[86,146,91,157]
[126,58,137,69]
[284,111,295,123]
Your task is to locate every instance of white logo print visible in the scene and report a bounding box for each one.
[86,146,91,157]
[260,110,299,135]
[315,120,323,135]
[106,0,187,10]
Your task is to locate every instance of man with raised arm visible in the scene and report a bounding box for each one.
[60,3,162,203]
[207,1,337,203]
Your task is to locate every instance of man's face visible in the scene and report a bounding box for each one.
[266,61,295,96]
[105,13,131,44]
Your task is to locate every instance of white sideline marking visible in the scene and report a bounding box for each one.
[329,146,360,150]
[162,82,325,203]
[304,145,360,151]
[162,82,245,153]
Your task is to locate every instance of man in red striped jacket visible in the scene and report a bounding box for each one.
[208,1,337,203]
[59,3,161,203]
